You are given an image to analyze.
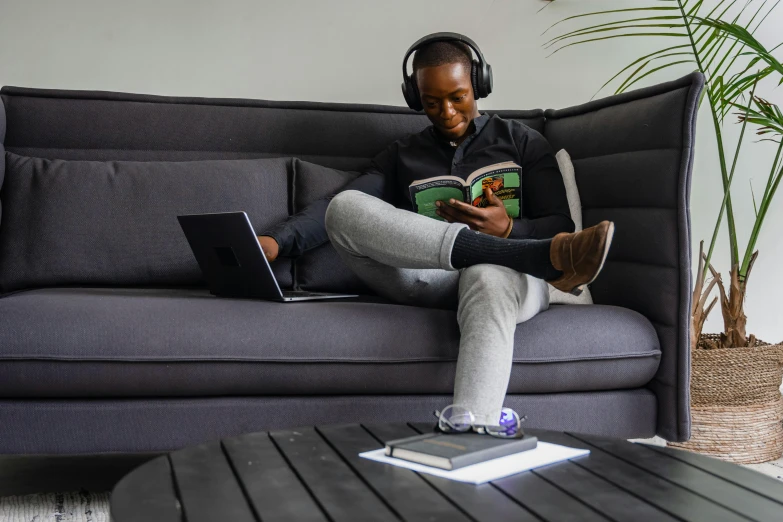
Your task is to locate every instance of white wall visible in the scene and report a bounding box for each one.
[1,0,781,342]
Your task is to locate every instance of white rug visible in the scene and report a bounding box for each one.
[0,491,109,522]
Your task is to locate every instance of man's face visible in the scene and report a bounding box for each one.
[416,62,480,141]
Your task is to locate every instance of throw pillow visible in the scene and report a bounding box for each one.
[0,153,293,292]
[291,158,371,294]
[549,149,594,305]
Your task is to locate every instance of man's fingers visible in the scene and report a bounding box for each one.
[484,186,503,207]
[436,202,463,223]
[446,198,483,217]
[437,201,482,228]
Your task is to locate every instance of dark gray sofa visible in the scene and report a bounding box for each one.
[0,72,703,454]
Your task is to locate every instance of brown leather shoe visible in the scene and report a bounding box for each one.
[548,221,615,296]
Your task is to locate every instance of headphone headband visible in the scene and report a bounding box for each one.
[401,32,487,82]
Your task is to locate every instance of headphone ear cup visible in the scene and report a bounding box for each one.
[483,63,493,97]
[402,77,423,111]
[470,60,480,100]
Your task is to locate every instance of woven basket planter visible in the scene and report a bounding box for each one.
[670,335,783,464]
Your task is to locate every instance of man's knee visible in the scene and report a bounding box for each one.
[325,190,369,237]
[459,264,524,304]
[460,264,520,290]
[326,190,354,234]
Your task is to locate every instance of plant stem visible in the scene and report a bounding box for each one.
[740,139,783,277]
[703,76,759,282]
[677,0,739,282]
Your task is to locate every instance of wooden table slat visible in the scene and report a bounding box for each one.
[647,444,783,505]
[269,426,398,522]
[533,460,680,522]
[494,467,611,522]
[317,423,473,522]
[169,441,257,522]
[222,432,329,522]
[571,433,783,522]
[364,423,541,522]
[533,431,749,522]
[110,455,182,522]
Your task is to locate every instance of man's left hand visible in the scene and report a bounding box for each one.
[435,186,511,237]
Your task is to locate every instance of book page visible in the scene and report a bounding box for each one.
[464,161,520,185]
[409,175,466,187]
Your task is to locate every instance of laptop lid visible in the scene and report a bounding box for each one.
[177,211,285,300]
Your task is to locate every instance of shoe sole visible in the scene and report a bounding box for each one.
[570,221,615,296]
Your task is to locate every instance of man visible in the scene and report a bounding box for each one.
[258,35,614,433]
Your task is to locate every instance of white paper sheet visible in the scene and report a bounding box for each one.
[359,441,590,484]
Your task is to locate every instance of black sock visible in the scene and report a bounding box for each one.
[450,229,563,280]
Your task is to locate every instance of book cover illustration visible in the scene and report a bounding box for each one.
[409,161,521,221]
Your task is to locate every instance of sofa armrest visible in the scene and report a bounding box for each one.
[543,72,704,442]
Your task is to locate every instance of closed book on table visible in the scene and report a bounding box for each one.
[384,432,538,470]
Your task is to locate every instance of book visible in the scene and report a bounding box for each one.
[361,441,589,484]
[384,431,538,470]
[409,161,522,221]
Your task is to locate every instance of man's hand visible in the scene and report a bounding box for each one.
[257,236,280,262]
[435,186,511,237]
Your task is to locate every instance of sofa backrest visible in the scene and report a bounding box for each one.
[0,87,544,293]
[544,72,703,442]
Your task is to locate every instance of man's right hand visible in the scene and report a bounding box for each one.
[257,236,280,262]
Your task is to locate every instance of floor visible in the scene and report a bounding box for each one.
[632,435,783,481]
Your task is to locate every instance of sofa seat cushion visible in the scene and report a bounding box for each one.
[0,287,661,398]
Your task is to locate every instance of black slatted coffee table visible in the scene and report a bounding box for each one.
[110,423,783,521]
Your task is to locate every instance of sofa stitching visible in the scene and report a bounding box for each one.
[0,351,662,364]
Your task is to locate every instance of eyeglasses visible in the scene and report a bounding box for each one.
[433,405,527,439]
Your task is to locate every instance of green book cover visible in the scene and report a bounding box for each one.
[409,161,522,221]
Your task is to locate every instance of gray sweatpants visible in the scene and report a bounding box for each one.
[325,190,550,425]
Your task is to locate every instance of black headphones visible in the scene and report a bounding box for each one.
[401,32,493,112]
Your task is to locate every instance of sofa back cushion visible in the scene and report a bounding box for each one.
[0,153,291,292]
[291,158,370,293]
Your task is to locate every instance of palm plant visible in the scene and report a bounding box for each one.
[542,0,783,349]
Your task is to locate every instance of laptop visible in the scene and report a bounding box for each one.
[177,211,358,302]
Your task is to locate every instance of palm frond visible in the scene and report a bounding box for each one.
[616,57,697,94]
[543,18,686,49]
[696,18,783,75]
[547,32,689,58]
[543,23,688,51]
[697,0,755,76]
[700,0,777,99]
[615,60,696,94]
[734,97,783,139]
[542,6,681,36]
[590,44,691,99]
